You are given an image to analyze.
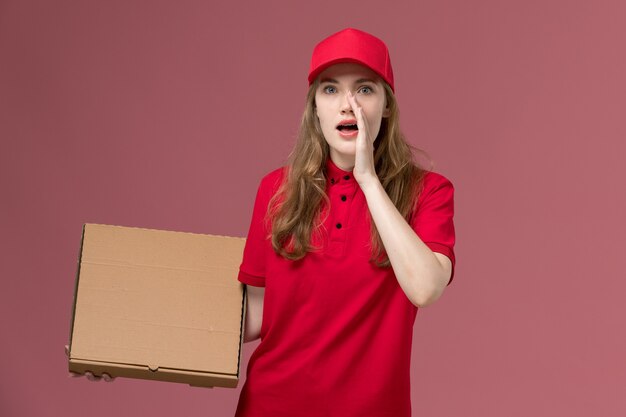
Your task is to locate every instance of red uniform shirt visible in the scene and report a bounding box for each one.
[235,158,455,417]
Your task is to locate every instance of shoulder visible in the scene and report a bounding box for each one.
[416,170,454,205]
[256,166,288,197]
[422,170,454,188]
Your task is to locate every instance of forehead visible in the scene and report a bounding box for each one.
[317,62,382,83]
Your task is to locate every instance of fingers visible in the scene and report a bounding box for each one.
[70,371,114,382]
[85,371,100,381]
[85,371,104,381]
[347,92,370,141]
[347,91,364,127]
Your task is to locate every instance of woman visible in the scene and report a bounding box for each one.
[236,28,455,417]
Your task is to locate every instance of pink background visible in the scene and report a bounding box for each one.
[1,0,625,416]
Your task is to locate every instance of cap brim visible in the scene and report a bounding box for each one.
[308,58,394,92]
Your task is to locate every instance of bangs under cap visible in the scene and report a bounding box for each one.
[308,28,394,92]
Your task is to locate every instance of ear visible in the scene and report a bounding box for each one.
[382,105,391,118]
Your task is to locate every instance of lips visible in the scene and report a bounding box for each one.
[336,119,358,132]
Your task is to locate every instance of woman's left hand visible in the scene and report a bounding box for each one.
[347,91,379,189]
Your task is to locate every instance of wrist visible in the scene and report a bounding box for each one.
[359,175,383,196]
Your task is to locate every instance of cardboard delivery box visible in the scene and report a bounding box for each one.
[68,223,247,388]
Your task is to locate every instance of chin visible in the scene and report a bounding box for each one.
[332,144,356,155]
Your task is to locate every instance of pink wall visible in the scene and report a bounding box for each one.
[1,0,625,416]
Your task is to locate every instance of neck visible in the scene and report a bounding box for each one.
[329,153,355,171]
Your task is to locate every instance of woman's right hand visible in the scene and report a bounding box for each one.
[65,345,115,382]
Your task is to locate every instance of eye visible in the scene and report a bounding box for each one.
[358,86,374,94]
[322,85,337,94]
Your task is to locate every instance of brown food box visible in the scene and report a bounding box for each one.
[68,223,247,388]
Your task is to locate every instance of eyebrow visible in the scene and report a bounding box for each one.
[319,78,377,84]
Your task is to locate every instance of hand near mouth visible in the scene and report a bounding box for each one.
[347,91,379,189]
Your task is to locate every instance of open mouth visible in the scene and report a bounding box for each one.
[336,120,358,133]
[337,124,358,132]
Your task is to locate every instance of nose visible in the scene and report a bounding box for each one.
[340,92,354,114]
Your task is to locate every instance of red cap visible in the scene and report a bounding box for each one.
[308,28,394,92]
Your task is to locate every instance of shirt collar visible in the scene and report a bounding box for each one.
[325,158,356,186]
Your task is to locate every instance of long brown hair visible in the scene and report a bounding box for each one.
[267,79,430,267]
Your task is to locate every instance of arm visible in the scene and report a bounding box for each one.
[238,172,279,342]
[360,180,452,307]
[347,91,453,308]
[243,285,265,343]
